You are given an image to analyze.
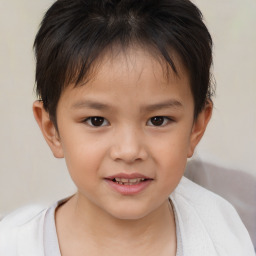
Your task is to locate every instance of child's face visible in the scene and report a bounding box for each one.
[35,48,211,220]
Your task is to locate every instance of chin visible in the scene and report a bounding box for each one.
[112,212,147,221]
[106,204,153,221]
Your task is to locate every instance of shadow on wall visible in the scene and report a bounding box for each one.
[185,160,256,251]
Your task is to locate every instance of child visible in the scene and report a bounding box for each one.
[0,0,254,255]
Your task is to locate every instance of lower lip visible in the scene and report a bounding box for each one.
[105,179,152,195]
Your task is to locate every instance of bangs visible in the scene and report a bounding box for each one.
[34,0,213,125]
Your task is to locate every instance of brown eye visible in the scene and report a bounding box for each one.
[147,116,171,126]
[85,117,109,127]
[151,117,164,126]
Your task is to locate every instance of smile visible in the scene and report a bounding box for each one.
[113,177,146,185]
[105,173,153,195]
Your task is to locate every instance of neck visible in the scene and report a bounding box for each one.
[56,193,176,255]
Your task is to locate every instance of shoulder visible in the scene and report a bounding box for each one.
[0,204,46,228]
[0,205,47,256]
[172,176,238,214]
[171,176,255,256]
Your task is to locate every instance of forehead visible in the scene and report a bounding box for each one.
[89,46,188,86]
[59,47,193,109]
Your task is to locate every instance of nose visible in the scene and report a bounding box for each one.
[109,126,148,163]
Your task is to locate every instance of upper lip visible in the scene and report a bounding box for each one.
[105,173,153,180]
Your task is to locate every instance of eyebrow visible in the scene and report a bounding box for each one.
[141,99,183,112]
[71,99,183,111]
[72,100,111,110]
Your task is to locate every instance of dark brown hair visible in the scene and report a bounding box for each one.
[34,0,213,126]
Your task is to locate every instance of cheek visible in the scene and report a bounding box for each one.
[151,129,191,188]
[156,143,187,180]
[152,128,191,164]
[60,131,108,183]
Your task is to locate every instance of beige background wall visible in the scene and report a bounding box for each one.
[0,0,256,218]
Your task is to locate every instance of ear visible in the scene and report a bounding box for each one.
[187,101,213,158]
[33,101,64,158]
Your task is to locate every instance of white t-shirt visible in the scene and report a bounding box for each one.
[42,198,183,256]
[0,177,255,255]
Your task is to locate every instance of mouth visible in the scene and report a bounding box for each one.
[110,177,148,185]
[105,173,153,195]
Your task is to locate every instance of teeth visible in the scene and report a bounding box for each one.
[114,178,146,185]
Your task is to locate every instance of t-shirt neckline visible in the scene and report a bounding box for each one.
[43,197,183,256]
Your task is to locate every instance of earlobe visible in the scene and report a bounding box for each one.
[187,101,213,158]
[33,101,64,158]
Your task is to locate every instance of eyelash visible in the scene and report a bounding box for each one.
[83,116,174,127]
[146,116,173,127]
[83,116,109,127]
